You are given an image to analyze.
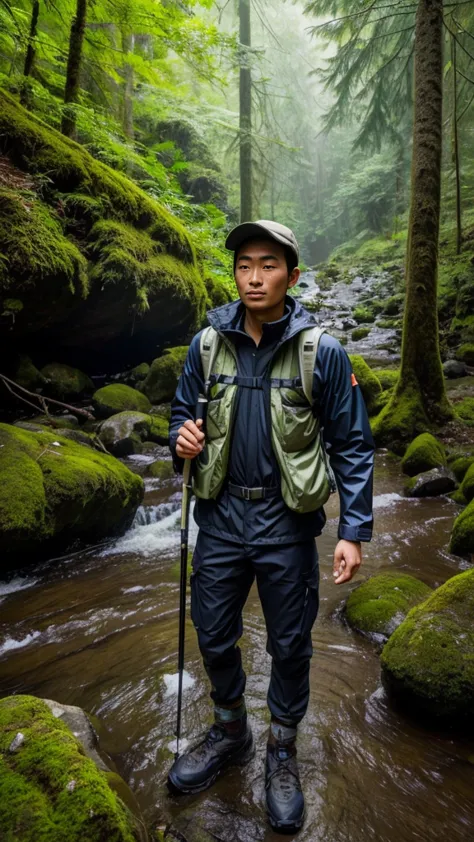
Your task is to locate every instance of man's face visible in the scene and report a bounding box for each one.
[234,238,299,313]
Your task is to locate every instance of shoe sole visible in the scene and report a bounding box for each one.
[266,811,305,835]
[167,733,255,796]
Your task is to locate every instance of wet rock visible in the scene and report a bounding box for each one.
[8,731,25,752]
[351,327,371,341]
[381,569,474,724]
[342,317,358,331]
[0,422,143,562]
[99,411,169,456]
[401,433,446,477]
[0,695,149,841]
[345,572,432,640]
[140,347,188,403]
[405,467,457,498]
[41,363,94,400]
[93,384,151,418]
[299,280,308,288]
[443,359,468,379]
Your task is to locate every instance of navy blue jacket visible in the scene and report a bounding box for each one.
[169,296,374,546]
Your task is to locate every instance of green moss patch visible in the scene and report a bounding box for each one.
[373,369,399,391]
[455,343,474,367]
[41,363,93,400]
[0,695,140,842]
[348,355,382,415]
[449,456,474,482]
[352,305,376,324]
[345,572,432,639]
[351,327,371,341]
[461,464,474,503]
[454,397,474,425]
[0,422,143,560]
[140,347,188,403]
[449,498,474,556]
[381,569,474,722]
[401,433,446,477]
[93,384,151,418]
[146,460,174,480]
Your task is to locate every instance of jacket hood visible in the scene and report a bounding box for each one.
[206,295,318,341]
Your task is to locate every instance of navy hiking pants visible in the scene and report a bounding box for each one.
[190,531,319,726]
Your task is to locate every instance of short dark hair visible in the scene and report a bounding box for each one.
[234,237,298,275]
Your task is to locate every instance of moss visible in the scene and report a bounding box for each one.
[381,569,474,721]
[148,415,169,444]
[99,411,169,454]
[0,695,140,842]
[382,294,404,315]
[352,305,376,324]
[348,355,382,415]
[448,488,468,506]
[401,433,446,477]
[449,497,474,556]
[146,460,174,480]
[93,384,151,418]
[455,344,474,366]
[461,464,474,503]
[376,318,402,329]
[454,397,474,425]
[13,354,46,391]
[351,327,371,341]
[371,382,448,452]
[450,456,474,482]
[345,572,432,639]
[373,369,399,390]
[41,363,94,399]
[131,363,150,381]
[140,347,188,403]
[0,422,143,560]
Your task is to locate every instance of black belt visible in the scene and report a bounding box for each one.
[227,482,280,501]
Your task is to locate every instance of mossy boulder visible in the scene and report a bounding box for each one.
[449,456,474,482]
[382,294,404,315]
[348,355,383,415]
[0,91,207,362]
[455,343,474,367]
[140,347,188,403]
[373,369,399,391]
[0,695,145,842]
[381,569,474,722]
[455,397,474,424]
[351,327,371,342]
[93,384,151,418]
[41,363,94,400]
[99,411,169,456]
[345,572,432,639]
[0,422,143,562]
[146,459,175,480]
[449,498,474,556]
[401,433,446,477]
[12,355,46,391]
[461,463,474,503]
[404,467,457,498]
[352,305,376,324]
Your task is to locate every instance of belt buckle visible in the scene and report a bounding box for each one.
[242,487,251,500]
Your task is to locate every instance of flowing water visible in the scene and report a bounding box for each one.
[1,449,473,842]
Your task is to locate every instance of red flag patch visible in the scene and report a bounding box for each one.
[351,373,358,386]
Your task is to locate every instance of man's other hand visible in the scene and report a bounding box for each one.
[176,418,205,459]
[333,540,362,585]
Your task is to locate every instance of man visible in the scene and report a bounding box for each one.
[167,220,374,833]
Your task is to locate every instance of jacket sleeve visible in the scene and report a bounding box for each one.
[169,331,206,474]
[313,334,375,542]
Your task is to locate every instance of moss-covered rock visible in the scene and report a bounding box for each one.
[146,460,174,480]
[0,422,143,562]
[140,347,188,403]
[93,384,151,418]
[455,397,474,424]
[99,411,169,455]
[0,695,144,842]
[449,498,474,556]
[404,467,457,498]
[12,355,47,391]
[345,572,432,639]
[351,326,371,341]
[41,362,94,400]
[450,456,474,482]
[352,305,376,324]
[373,369,399,390]
[455,343,474,366]
[382,294,404,315]
[401,433,446,477]
[348,355,383,415]
[381,569,474,722]
[461,463,474,503]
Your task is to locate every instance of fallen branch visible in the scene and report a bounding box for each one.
[0,372,95,421]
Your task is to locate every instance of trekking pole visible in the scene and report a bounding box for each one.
[175,395,207,759]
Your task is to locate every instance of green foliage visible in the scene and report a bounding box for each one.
[351,326,370,341]
[345,572,432,639]
[381,569,474,721]
[352,306,376,324]
[401,433,446,477]
[0,695,140,842]
[456,344,474,366]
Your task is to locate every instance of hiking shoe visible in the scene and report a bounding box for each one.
[265,738,305,833]
[167,717,254,795]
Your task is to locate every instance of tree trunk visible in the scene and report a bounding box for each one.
[373,0,452,448]
[122,29,134,140]
[239,0,252,222]
[61,0,88,138]
[451,34,462,255]
[20,0,40,108]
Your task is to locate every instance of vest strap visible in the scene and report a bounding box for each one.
[227,482,280,501]
[270,376,302,389]
[210,374,264,389]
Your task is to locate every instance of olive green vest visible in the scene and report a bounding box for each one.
[192,325,336,514]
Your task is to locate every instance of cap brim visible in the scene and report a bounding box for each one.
[225,222,294,255]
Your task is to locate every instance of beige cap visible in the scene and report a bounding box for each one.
[225,219,299,262]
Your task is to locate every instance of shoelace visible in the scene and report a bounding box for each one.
[192,724,225,759]
[266,748,301,793]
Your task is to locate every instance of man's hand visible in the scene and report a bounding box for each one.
[176,418,205,460]
[333,540,362,585]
